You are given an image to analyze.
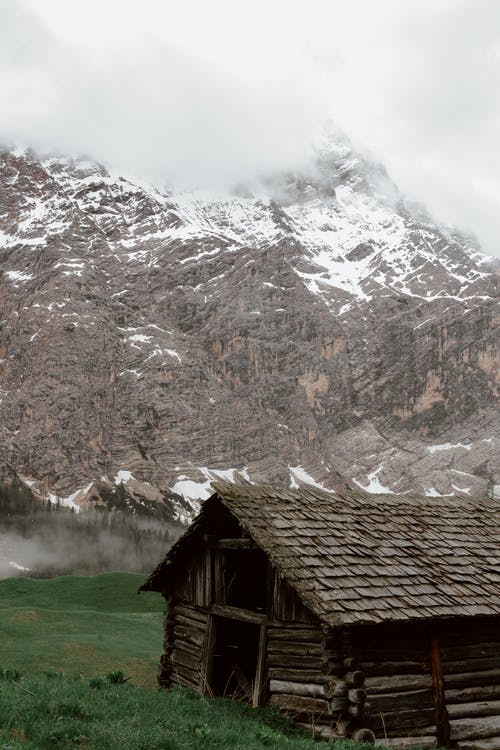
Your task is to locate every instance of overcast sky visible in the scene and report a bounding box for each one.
[1,0,499,256]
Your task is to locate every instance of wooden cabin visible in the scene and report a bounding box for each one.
[141,482,500,748]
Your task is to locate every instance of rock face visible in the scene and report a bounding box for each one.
[0,133,498,515]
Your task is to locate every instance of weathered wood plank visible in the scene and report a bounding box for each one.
[253,623,267,708]
[446,686,500,704]
[170,671,200,690]
[267,668,329,684]
[370,689,434,713]
[456,738,500,750]
[443,657,500,675]
[445,670,500,690]
[269,679,326,698]
[172,625,205,648]
[170,661,200,686]
[211,604,266,624]
[450,716,500,741]
[171,648,200,670]
[267,626,322,641]
[378,736,437,748]
[171,638,202,658]
[362,661,430,676]
[269,693,330,715]
[200,614,216,695]
[214,538,256,549]
[213,549,225,604]
[448,701,500,720]
[268,653,324,669]
[173,613,208,632]
[174,602,209,623]
[365,674,433,694]
[204,548,211,607]
[267,641,323,656]
[371,708,437,732]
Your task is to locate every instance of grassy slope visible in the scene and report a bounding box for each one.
[0,573,164,687]
[0,574,374,749]
[0,672,368,750]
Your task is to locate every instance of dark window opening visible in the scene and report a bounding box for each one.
[210,617,260,702]
[224,549,267,611]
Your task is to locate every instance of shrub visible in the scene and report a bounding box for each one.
[105,670,129,685]
[88,676,105,689]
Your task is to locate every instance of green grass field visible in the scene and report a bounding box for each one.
[0,574,375,749]
[0,573,164,687]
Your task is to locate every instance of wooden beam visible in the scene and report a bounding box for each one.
[253,623,267,707]
[211,604,266,624]
[200,613,216,695]
[204,547,211,606]
[214,538,255,549]
[431,629,451,748]
[213,549,225,604]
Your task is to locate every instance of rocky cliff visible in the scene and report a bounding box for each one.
[0,132,498,517]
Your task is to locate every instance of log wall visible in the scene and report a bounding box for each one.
[350,621,437,746]
[440,617,500,750]
[267,621,375,742]
[267,620,329,729]
[159,598,500,748]
[268,621,342,740]
[349,617,500,749]
[158,598,209,691]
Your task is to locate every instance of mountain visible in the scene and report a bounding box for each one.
[0,131,498,518]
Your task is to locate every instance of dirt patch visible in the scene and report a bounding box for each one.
[15,609,39,623]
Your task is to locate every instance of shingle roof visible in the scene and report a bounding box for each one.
[142,482,500,627]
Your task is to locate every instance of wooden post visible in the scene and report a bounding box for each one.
[253,623,267,707]
[430,628,450,747]
[204,548,212,607]
[214,550,225,604]
[266,562,276,621]
[200,613,216,695]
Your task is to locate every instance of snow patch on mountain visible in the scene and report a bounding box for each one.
[115,470,134,485]
[48,484,94,512]
[289,465,334,493]
[427,442,473,453]
[4,271,34,283]
[353,464,394,494]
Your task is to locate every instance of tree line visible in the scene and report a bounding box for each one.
[0,478,183,577]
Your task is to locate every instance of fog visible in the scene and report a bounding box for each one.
[0,520,172,578]
[1,0,500,255]
[0,483,181,578]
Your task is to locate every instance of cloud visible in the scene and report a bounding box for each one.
[0,0,327,187]
[1,0,499,255]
